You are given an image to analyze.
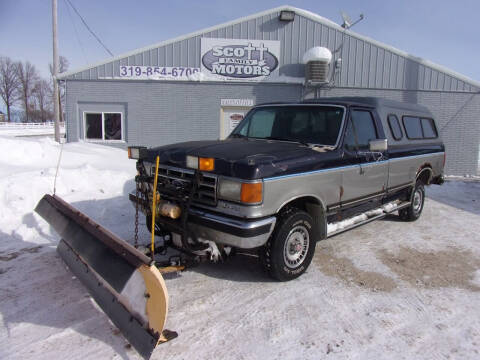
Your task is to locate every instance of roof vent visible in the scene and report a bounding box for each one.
[303,47,332,85]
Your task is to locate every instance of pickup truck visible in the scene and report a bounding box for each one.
[128,97,445,281]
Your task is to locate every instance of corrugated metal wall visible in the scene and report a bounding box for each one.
[67,11,478,93]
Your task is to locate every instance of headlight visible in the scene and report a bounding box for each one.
[186,155,215,171]
[218,179,263,204]
[128,146,147,159]
[186,155,198,169]
[218,179,242,201]
[128,147,139,159]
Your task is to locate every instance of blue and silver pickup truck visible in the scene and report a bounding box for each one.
[129,97,445,281]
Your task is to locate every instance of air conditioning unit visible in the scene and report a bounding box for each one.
[302,47,332,85]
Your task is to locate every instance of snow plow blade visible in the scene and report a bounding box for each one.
[35,194,176,359]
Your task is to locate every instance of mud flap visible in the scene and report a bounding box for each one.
[35,195,176,359]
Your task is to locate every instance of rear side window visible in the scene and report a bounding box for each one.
[403,116,423,139]
[387,114,403,140]
[421,118,438,138]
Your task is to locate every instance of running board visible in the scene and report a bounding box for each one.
[327,201,410,238]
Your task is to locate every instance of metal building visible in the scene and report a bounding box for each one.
[58,5,480,176]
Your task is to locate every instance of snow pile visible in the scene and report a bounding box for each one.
[0,135,135,253]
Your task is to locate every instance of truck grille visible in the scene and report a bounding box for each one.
[154,164,217,206]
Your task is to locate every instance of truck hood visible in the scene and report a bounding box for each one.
[145,138,340,179]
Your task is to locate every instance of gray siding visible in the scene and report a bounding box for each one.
[66,80,302,146]
[64,11,478,93]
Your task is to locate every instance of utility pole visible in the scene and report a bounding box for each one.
[52,0,60,142]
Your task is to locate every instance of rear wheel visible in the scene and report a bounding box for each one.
[261,209,316,281]
[399,182,425,221]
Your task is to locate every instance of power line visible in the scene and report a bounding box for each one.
[64,0,114,57]
[63,0,88,65]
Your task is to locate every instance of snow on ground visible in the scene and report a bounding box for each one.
[1,135,479,360]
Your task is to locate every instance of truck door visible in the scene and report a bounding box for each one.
[340,108,388,206]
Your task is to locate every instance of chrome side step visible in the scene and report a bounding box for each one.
[327,201,411,238]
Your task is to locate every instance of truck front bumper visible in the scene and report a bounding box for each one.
[129,193,276,249]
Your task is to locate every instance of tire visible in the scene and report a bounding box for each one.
[399,182,425,221]
[145,215,164,235]
[261,209,316,281]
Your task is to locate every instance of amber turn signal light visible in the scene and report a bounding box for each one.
[199,157,215,171]
[240,182,263,203]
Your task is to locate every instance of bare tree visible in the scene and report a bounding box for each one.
[49,55,69,75]
[0,56,20,122]
[16,61,39,122]
[49,56,69,122]
[33,79,53,122]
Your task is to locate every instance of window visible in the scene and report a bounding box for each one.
[402,116,438,140]
[231,106,344,146]
[387,114,403,140]
[85,113,102,139]
[84,112,123,141]
[245,109,275,138]
[402,116,423,139]
[421,118,438,138]
[344,110,378,150]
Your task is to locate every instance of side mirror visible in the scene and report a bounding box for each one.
[369,139,388,152]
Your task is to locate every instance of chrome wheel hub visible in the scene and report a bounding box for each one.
[283,225,309,269]
[413,189,423,213]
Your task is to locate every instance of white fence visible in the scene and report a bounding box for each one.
[0,122,65,129]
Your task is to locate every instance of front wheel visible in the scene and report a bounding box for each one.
[261,209,316,281]
[399,182,425,221]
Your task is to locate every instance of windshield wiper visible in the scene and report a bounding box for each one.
[262,136,310,147]
[229,133,247,139]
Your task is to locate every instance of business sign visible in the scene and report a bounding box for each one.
[118,65,200,80]
[220,98,254,107]
[201,38,280,81]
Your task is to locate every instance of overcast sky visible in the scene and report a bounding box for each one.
[1,0,479,82]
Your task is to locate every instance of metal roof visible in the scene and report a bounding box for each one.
[58,5,480,91]
[255,97,431,113]
[303,97,431,112]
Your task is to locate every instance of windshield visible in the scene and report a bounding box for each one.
[230,105,345,146]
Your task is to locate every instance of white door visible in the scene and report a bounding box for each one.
[221,107,250,139]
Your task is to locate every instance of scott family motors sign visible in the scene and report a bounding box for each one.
[201,38,280,81]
